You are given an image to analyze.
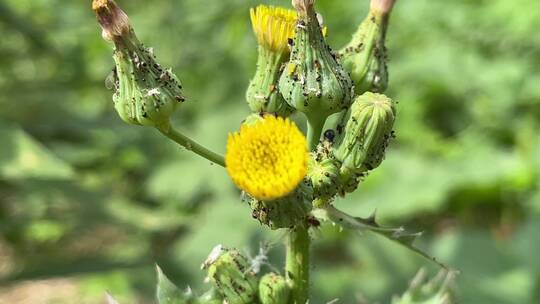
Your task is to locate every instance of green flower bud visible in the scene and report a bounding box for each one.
[246,47,294,117]
[334,92,395,182]
[259,273,290,304]
[279,0,353,131]
[339,3,392,95]
[246,6,297,117]
[307,138,340,207]
[202,245,258,304]
[93,0,185,130]
[244,187,311,230]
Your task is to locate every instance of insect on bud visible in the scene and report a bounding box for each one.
[279,0,353,136]
[93,0,185,130]
[334,92,395,183]
[244,187,311,230]
[339,0,393,95]
[202,245,258,304]
[259,273,290,304]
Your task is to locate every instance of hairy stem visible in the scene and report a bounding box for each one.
[286,225,310,304]
[157,126,225,167]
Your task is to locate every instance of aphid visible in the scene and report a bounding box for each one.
[201,244,224,270]
[287,38,294,47]
[307,216,321,228]
[159,71,171,82]
[105,68,118,91]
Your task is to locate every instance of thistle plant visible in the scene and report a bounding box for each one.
[93,0,453,303]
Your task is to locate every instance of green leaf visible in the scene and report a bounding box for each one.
[156,265,195,304]
[0,123,73,180]
[312,206,450,269]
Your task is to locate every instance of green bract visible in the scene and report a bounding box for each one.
[339,10,389,95]
[246,47,294,117]
[308,140,340,206]
[111,33,185,129]
[259,273,290,304]
[278,4,353,134]
[245,188,311,230]
[334,92,395,186]
[203,245,258,304]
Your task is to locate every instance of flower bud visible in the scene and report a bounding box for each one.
[259,273,290,304]
[307,138,340,207]
[93,0,185,130]
[246,6,296,117]
[339,2,392,95]
[334,92,395,181]
[202,245,258,304]
[245,187,311,230]
[279,0,353,129]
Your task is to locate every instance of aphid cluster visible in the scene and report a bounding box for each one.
[110,31,185,129]
[278,11,353,125]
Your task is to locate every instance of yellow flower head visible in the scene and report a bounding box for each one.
[226,115,308,201]
[250,5,297,53]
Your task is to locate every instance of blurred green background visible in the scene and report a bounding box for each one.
[1,0,540,303]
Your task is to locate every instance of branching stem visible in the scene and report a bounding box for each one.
[157,126,226,167]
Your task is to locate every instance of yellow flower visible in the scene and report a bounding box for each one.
[226,115,308,200]
[250,5,297,53]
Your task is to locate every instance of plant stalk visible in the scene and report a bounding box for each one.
[284,114,319,303]
[306,117,325,151]
[157,126,225,167]
[286,225,310,304]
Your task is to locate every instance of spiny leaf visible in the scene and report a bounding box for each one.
[312,206,450,269]
[392,268,457,304]
[156,265,195,304]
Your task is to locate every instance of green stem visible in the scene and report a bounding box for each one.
[286,225,310,304]
[285,116,322,303]
[157,126,225,167]
[306,117,325,151]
